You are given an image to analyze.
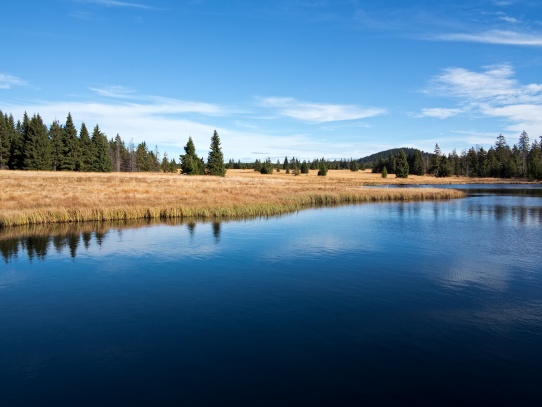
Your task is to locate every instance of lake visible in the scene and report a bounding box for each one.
[1,185,541,406]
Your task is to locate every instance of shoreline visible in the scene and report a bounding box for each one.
[1,169,536,229]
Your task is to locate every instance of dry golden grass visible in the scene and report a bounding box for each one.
[0,169,479,228]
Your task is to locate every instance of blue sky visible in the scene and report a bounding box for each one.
[2,0,542,162]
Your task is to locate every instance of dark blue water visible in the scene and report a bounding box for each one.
[1,186,542,406]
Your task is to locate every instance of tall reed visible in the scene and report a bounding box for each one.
[0,170,466,228]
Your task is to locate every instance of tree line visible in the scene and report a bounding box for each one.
[0,110,227,175]
[2,109,541,180]
[370,132,542,180]
[0,110,179,172]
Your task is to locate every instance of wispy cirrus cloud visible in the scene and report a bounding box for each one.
[89,85,137,98]
[89,85,232,116]
[78,0,155,9]
[417,107,463,119]
[258,97,386,123]
[421,64,542,135]
[428,64,542,104]
[0,73,27,90]
[436,29,542,46]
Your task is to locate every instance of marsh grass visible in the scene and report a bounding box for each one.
[0,169,471,228]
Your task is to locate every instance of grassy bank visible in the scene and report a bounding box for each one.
[0,169,474,228]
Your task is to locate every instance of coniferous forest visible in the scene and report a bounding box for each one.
[1,110,541,180]
[0,110,220,174]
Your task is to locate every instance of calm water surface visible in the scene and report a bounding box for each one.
[1,186,541,406]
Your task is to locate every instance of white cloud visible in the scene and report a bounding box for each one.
[424,64,542,137]
[499,15,518,24]
[258,96,386,123]
[418,107,463,119]
[89,85,137,98]
[2,98,357,161]
[428,64,542,105]
[79,0,154,9]
[0,73,27,90]
[436,30,542,46]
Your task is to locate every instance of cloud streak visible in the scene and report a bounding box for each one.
[0,73,27,90]
[79,0,155,9]
[2,96,367,161]
[436,30,542,46]
[422,64,542,135]
[259,97,386,123]
[418,108,463,119]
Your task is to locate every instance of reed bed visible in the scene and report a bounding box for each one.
[0,169,468,228]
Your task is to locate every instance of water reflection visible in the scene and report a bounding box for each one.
[0,218,225,263]
[466,201,542,225]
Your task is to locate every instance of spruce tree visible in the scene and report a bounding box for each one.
[180,136,203,175]
[350,159,359,172]
[436,156,452,177]
[382,166,388,178]
[0,112,11,169]
[207,130,226,176]
[59,113,80,171]
[283,156,289,171]
[91,125,112,172]
[430,143,441,175]
[260,157,274,174]
[78,123,94,172]
[136,141,150,171]
[8,116,24,169]
[412,150,425,175]
[395,149,409,178]
[317,159,327,176]
[518,130,530,177]
[300,160,309,174]
[23,114,52,170]
[49,120,64,171]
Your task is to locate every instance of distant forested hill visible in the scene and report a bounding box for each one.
[359,148,432,166]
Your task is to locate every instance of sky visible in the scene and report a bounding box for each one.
[1,0,542,162]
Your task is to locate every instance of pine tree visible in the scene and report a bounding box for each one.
[136,141,151,172]
[91,125,112,172]
[495,133,511,177]
[527,140,542,180]
[8,116,24,169]
[300,160,309,174]
[59,113,80,171]
[518,130,530,177]
[387,152,396,174]
[382,166,388,178]
[436,155,452,177]
[350,159,359,172]
[412,150,425,175]
[49,120,64,171]
[430,143,441,175]
[317,158,327,176]
[78,123,94,172]
[23,114,52,170]
[293,163,300,176]
[260,157,274,174]
[283,156,289,172]
[207,130,226,176]
[111,134,125,172]
[180,136,203,175]
[0,112,12,169]
[395,149,409,178]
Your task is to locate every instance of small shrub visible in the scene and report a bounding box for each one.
[318,164,328,176]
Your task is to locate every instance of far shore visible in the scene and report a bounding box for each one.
[0,169,538,228]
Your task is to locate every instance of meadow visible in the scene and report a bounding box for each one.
[0,169,490,228]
